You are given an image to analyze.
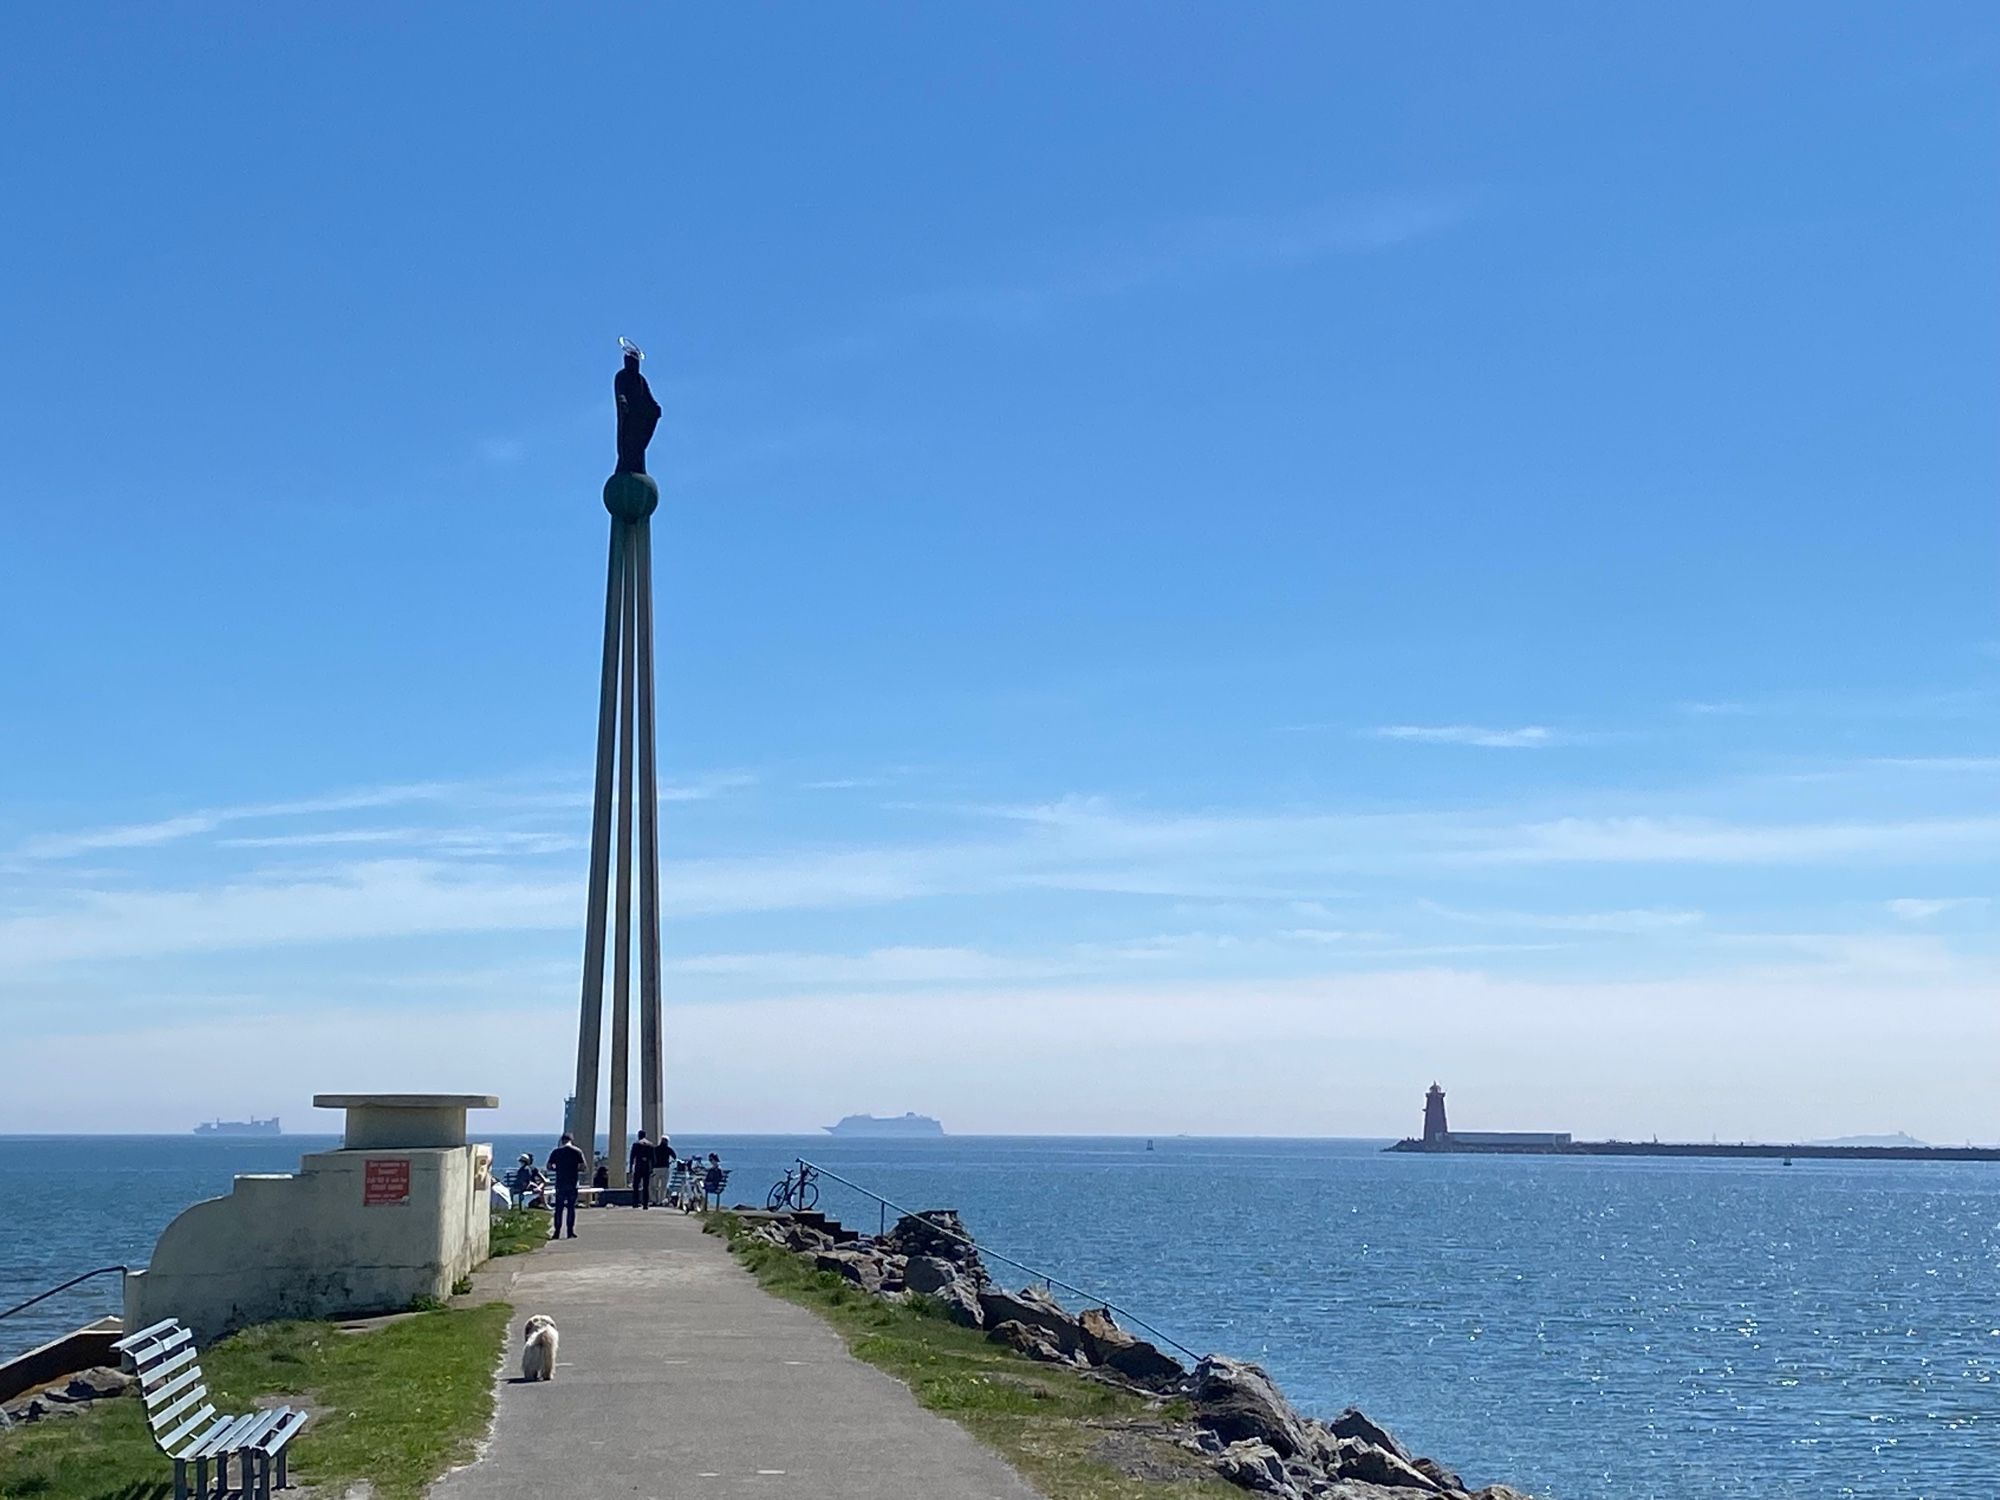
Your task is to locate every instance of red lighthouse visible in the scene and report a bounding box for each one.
[1422,1083,1449,1144]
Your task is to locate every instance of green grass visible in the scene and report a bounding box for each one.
[0,1302,512,1500]
[489,1207,551,1257]
[706,1213,1231,1500]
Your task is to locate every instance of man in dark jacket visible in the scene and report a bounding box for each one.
[546,1133,587,1239]
[629,1132,656,1209]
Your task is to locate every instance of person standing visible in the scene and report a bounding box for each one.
[656,1135,676,1207]
[546,1132,587,1239]
[629,1131,656,1209]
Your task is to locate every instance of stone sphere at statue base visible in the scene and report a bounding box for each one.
[603,471,661,520]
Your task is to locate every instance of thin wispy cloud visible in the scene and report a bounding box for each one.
[6,773,1997,979]
[1675,700,1753,717]
[1421,900,1704,933]
[904,191,1478,327]
[8,773,752,867]
[1470,815,2000,866]
[12,783,452,862]
[1867,756,2000,773]
[1886,897,1990,923]
[19,815,223,860]
[1372,724,1560,749]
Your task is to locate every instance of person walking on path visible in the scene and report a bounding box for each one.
[629,1131,656,1209]
[546,1133,587,1239]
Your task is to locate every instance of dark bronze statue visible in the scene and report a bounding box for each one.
[614,338,661,475]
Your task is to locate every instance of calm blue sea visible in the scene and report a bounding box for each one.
[3,1133,1995,1498]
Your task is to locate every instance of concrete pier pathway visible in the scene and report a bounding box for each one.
[431,1208,1043,1500]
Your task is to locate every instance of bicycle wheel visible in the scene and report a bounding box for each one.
[767,1180,790,1211]
[797,1179,819,1211]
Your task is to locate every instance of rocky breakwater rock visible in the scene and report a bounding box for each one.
[882,1210,989,1286]
[747,1210,1529,1498]
[0,1367,135,1428]
[988,1319,1081,1364]
[1192,1356,1315,1459]
[813,1248,890,1293]
[975,1285,1189,1392]
[1078,1306,1185,1389]
[904,1253,984,1327]
[1188,1357,1532,1500]
[977,1285,1089,1359]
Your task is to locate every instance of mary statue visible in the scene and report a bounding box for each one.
[614,338,661,476]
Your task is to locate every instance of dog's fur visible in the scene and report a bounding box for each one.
[520,1315,559,1382]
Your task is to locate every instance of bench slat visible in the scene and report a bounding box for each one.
[231,1408,288,1449]
[132,1324,192,1357]
[256,1408,310,1453]
[132,1328,195,1368]
[184,1410,261,1460]
[149,1383,209,1432]
[144,1362,204,1410]
[112,1318,183,1354]
[139,1345,200,1390]
[160,1402,220,1451]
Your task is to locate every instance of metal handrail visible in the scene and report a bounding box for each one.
[0,1265,127,1325]
[792,1158,1199,1361]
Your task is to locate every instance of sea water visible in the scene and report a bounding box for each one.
[3,1133,1994,1498]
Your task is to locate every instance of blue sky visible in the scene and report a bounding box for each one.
[2,5,1994,1137]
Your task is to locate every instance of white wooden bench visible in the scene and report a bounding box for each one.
[113,1318,309,1500]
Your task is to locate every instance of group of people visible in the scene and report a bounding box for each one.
[508,1132,727,1239]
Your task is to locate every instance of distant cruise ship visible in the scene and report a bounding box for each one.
[194,1117,281,1136]
[823,1112,944,1138]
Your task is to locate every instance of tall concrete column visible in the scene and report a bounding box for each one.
[607,536,638,1188]
[570,519,627,1172]
[635,516,664,1140]
[575,458,667,1183]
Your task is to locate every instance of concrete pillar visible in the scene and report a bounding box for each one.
[608,533,638,1188]
[635,516,665,1140]
[571,520,627,1171]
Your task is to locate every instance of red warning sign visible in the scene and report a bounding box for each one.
[364,1158,411,1206]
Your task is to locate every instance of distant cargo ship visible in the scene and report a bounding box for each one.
[194,1117,281,1136]
[1387,1085,2000,1163]
[823,1112,943,1138]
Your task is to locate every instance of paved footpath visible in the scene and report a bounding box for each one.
[431,1207,1043,1500]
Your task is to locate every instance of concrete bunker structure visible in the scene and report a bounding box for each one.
[124,1094,498,1344]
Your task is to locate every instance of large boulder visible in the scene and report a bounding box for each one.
[883,1210,986,1281]
[1411,1457,1464,1491]
[813,1250,884,1293]
[1214,1438,1292,1495]
[1327,1407,1413,1464]
[921,1278,985,1328]
[977,1286,1086,1358]
[987,1319,1074,1364]
[1473,1489,1537,1500]
[1191,1356,1313,1459]
[1330,1437,1442,1491]
[784,1222,833,1254]
[1076,1307,1185,1389]
[903,1255,961,1296]
[47,1368,134,1404]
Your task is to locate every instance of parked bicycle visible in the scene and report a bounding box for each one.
[767,1160,820,1211]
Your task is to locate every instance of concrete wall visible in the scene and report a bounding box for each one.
[124,1144,491,1345]
[0,1317,123,1404]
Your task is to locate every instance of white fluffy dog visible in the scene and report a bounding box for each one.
[520,1315,559,1382]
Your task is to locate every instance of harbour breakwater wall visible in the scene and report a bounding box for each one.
[1388,1138,2000,1161]
[741,1205,1536,1500]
